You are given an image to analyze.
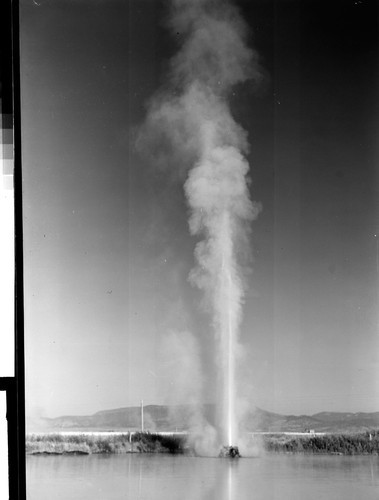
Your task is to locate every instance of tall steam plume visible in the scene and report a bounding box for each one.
[137,0,262,447]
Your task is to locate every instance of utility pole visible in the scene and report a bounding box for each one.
[141,399,144,432]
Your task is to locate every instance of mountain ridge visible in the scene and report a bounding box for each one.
[27,404,379,434]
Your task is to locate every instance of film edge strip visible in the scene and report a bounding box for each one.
[1,0,26,498]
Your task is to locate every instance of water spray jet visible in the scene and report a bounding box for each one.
[137,0,262,456]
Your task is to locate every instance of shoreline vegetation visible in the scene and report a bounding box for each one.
[26,432,186,455]
[263,432,379,455]
[26,431,379,456]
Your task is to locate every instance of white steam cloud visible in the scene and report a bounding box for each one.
[159,330,220,455]
[137,0,262,450]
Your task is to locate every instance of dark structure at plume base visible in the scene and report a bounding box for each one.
[219,446,241,458]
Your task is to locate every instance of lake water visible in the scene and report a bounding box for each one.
[26,453,379,500]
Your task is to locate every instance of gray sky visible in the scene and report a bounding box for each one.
[21,0,378,418]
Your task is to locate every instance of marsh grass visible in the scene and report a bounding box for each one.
[26,432,187,455]
[26,431,379,456]
[132,432,186,454]
[263,431,379,455]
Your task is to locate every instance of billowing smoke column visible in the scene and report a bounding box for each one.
[138,0,262,449]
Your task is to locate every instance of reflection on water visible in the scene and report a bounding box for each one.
[26,453,379,500]
[228,462,232,500]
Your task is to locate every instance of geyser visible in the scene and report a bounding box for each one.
[137,0,262,454]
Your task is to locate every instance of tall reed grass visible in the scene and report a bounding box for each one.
[26,432,187,455]
[263,431,379,455]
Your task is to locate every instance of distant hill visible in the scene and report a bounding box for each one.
[27,405,379,434]
[251,408,379,433]
[27,404,216,433]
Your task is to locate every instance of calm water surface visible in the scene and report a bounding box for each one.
[26,453,379,500]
